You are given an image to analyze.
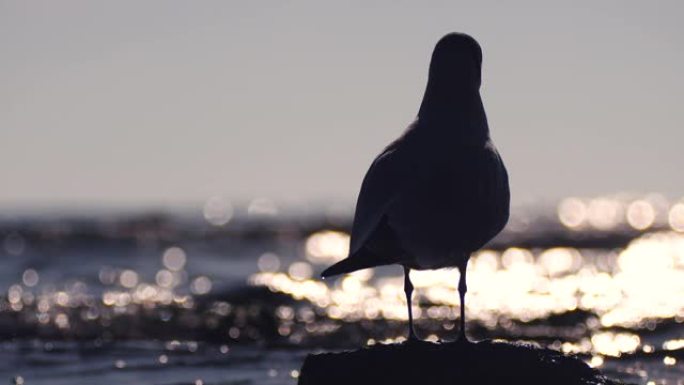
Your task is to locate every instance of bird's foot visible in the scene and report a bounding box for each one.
[455,332,471,347]
[407,331,420,343]
[399,329,425,346]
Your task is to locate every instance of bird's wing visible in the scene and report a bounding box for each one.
[321,142,405,277]
[349,147,402,255]
[451,140,509,251]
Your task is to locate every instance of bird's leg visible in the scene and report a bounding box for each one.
[457,260,469,342]
[403,266,418,341]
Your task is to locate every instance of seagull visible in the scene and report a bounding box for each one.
[321,33,510,342]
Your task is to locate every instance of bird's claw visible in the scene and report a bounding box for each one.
[455,333,472,347]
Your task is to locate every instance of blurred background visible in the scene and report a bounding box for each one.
[1,1,683,384]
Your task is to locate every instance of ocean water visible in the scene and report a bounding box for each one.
[1,195,684,384]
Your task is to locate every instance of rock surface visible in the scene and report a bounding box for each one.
[298,340,626,385]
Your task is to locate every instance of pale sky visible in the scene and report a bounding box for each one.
[1,1,683,209]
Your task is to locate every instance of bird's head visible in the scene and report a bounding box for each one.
[417,33,489,143]
[427,33,483,91]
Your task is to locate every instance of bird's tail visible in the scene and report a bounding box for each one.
[321,250,395,278]
[321,258,363,278]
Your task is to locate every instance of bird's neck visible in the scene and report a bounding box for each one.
[417,114,489,146]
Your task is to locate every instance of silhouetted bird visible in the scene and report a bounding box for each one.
[321,33,510,341]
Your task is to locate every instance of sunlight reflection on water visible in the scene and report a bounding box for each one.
[251,229,684,360]
[2,195,684,383]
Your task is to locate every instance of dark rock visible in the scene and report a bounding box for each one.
[298,340,627,385]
